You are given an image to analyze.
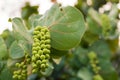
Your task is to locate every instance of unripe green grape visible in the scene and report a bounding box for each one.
[35,26,41,31]
[15,63,20,67]
[22,70,27,74]
[45,35,50,39]
[46,32,50,35]
[45,44,51,49]
[40,40,45,44]
[91,63,97,68]
[33,31,39,35]
[41,36,45,40]
[41,64,46,68]
[40,55,45,60]
[95,60,99,64]
[32,69,37,73]
[36,60,41,65]
[37,33,42,39]
[45,39,51,44]
[43,48,50,54]
[32,51,37,55]
[33,38,38,41]
[32,56,36,62]
[21,62,24,65]
[32,63,37,68]
[34,38,39,42]
[35,54,40,59]
[45,54,50,59]
[22,73,27,77]
[41,44,46,49]
[33,35,37,39]
[93,68,99,74]
[13,71,18,74]
[38,50,43,55]
[45,63,49,68]
[18,75,22,79]
[46,49,50,54]
[41,60,47,64]
[44,28,49,32]
[32,47,38,51]
[17,70,21,74]
[41,28,46,32]
[88,52,97,60]
[13,75,17,79]
[41,32,45,36]
[35,42,40,46]
[22,65,27,69]
[32,43,37,47]
[36,46,41,50]
[96,67,101,71]
[19,64,22,68]
[90,60,94,64]
[43,48,48,53]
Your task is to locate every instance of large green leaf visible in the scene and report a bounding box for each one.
[35,4,86,50]
[89,40,112,60]
[9,41,25,59]
[12,18,33,43]
[0,37,8,60]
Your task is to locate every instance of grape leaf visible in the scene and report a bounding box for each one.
[12,18,33,44]
[36,4,86,50]
[9,41,25,59]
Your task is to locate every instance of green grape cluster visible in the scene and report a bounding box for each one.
[13,53,31,80]
[32,26,51,73]
[88,52,103,80]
